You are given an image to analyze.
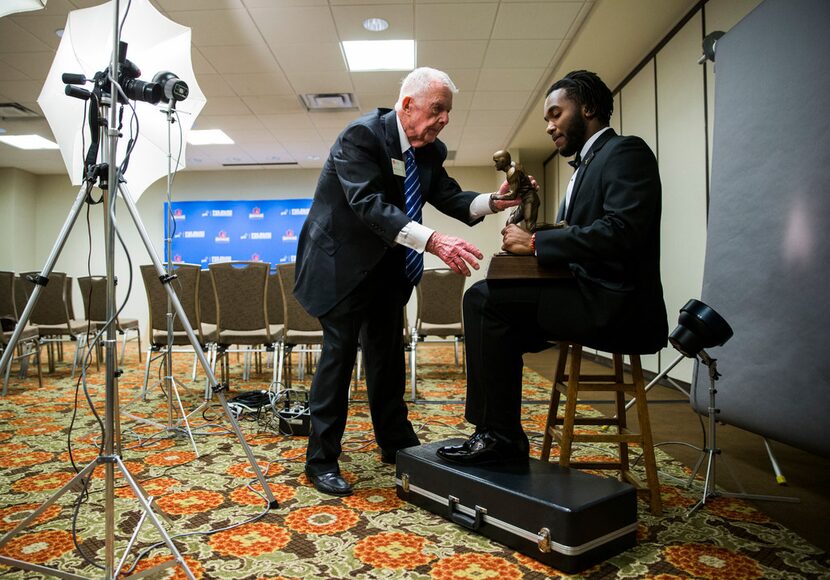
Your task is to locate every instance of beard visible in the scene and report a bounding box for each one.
[558,113,588,158]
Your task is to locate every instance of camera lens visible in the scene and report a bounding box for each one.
[122,78,162,104]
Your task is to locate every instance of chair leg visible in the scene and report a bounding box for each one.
[410,338,417,402]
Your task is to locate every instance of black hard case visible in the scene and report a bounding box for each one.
[395,440,638,573]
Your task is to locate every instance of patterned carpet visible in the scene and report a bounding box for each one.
[0,343,828,579]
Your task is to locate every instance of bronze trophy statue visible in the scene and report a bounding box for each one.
[491,150,540,232]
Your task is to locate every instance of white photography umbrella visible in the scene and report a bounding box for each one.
[38,0,206,200]
[0,0,47,18]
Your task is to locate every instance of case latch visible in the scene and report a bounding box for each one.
[537,527,552,553]
[400,473,410,493]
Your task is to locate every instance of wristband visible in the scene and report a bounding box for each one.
[488,193,498,213]
[530,232,536,254]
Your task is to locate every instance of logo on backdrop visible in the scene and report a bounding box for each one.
[249,207,265,219]
[282,229,297,241]
[211,209,233,217]
[251,253,261,262]
[215,230,230,243]
[183,230,205,238]
[173,208,185,220]
[173,254,183,263]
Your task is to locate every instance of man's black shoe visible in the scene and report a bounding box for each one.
[436,431,528,465]
[306,470,353,496]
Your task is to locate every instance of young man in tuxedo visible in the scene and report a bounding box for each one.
[438,70,668,465]
[294,67,520,495]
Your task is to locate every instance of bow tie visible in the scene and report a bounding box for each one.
[568,154,581,170]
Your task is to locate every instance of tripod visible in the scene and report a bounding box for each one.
[685,351,799,515]
[0,16,276,578]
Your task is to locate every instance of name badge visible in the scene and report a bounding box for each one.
[391,158,406,177]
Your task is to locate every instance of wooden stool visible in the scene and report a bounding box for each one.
[540,343,662,515]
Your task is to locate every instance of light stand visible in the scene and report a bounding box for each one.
[622,299,798,517]
[121,100,201,457]
[0,4,276,577]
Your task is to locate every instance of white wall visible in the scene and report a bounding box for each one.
[3,164,502,345]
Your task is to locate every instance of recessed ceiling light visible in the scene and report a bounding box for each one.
[306,155,321,161]
[342,40,415,72]
[362,17,389,32]
[55,28,64,38]
[186,129,234,145]
[0,134,59,150]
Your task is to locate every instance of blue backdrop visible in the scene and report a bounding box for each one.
[164,199,312,269]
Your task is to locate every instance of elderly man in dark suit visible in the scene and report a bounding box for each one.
[294,67,519,495]
[438,70,668,465]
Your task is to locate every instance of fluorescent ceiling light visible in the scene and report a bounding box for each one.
[0,134,59,150]
[186,129,234,145]
[342,40,415,72]
[0,0,47,18]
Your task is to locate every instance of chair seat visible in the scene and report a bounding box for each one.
[284,328,323,345]
[217,324,283,346]
[35,319,89,337]
[2,324,40,345]
[417,322,462,337]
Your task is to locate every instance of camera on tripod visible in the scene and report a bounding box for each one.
[62,41,189,106]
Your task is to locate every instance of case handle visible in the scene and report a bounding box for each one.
[447,495,487,530]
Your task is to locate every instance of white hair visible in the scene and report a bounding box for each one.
[394,67,458,110]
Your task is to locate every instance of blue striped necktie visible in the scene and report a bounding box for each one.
[404,148,424,286]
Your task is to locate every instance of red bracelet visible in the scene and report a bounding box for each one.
[530,232,536,254]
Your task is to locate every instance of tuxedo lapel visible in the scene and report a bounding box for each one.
[382,110,406,203]
[565,128,617,222]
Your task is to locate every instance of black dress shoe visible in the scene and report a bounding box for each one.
[437,431,528,465]
[306,470,353,496]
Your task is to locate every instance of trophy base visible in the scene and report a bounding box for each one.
[486,253,570,280]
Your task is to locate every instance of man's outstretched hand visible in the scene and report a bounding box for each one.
[426,232,484,276]
[501,224,534,255]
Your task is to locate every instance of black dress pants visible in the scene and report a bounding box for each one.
[462,278,594,443]
[305,258,419,476]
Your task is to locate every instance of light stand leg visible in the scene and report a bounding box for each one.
[0,182,91,395]
[117,181,277,508]
[686,352,798,516]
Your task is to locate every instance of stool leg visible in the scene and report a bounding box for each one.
[559,345,582,467]
[614,353,629,476]
[541,343,568,461]
[631,354,662,515]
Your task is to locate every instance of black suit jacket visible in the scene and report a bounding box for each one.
[539,129,668,353]
[294,108,481,318]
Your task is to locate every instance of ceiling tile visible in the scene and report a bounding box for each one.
[9,14,68,51]
[200,96,253,116]
[242,95,305,115]
[0,80,43,103]
[331,4,413,41]
[357,93,394,112]
[441,68,479,92]
[483,39,564,69]
[227,129,276,144]
[269,43,348,74]
[0,52,58,81]
[417,40,486,70]
[258,113,316,131]
[249,6,340,45]
[470,90,532,110]
[351,71,405,96]
[191,49,218,75]
[243,0,327,7]
[0,61,29,82]
[195,114,265,132]
[223,71,294,96]
[465,108,522,127]
[0,20,53,54]
[492,1,583,40]
[269,127,324,143]
[155,0,245,10]
[476,67,544,92]
[195,73,236,97]
[165,9,261,46]
[308,111,362,130]
[414,3,498,40]
[288,70,353,95]
[199,44,280,75]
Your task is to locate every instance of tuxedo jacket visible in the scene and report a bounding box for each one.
[538,129,668,353]
[294,108,481,318]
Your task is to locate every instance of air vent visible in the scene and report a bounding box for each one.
[299,93,358,111]
[0,103,39,119]
[221,162,299,167]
